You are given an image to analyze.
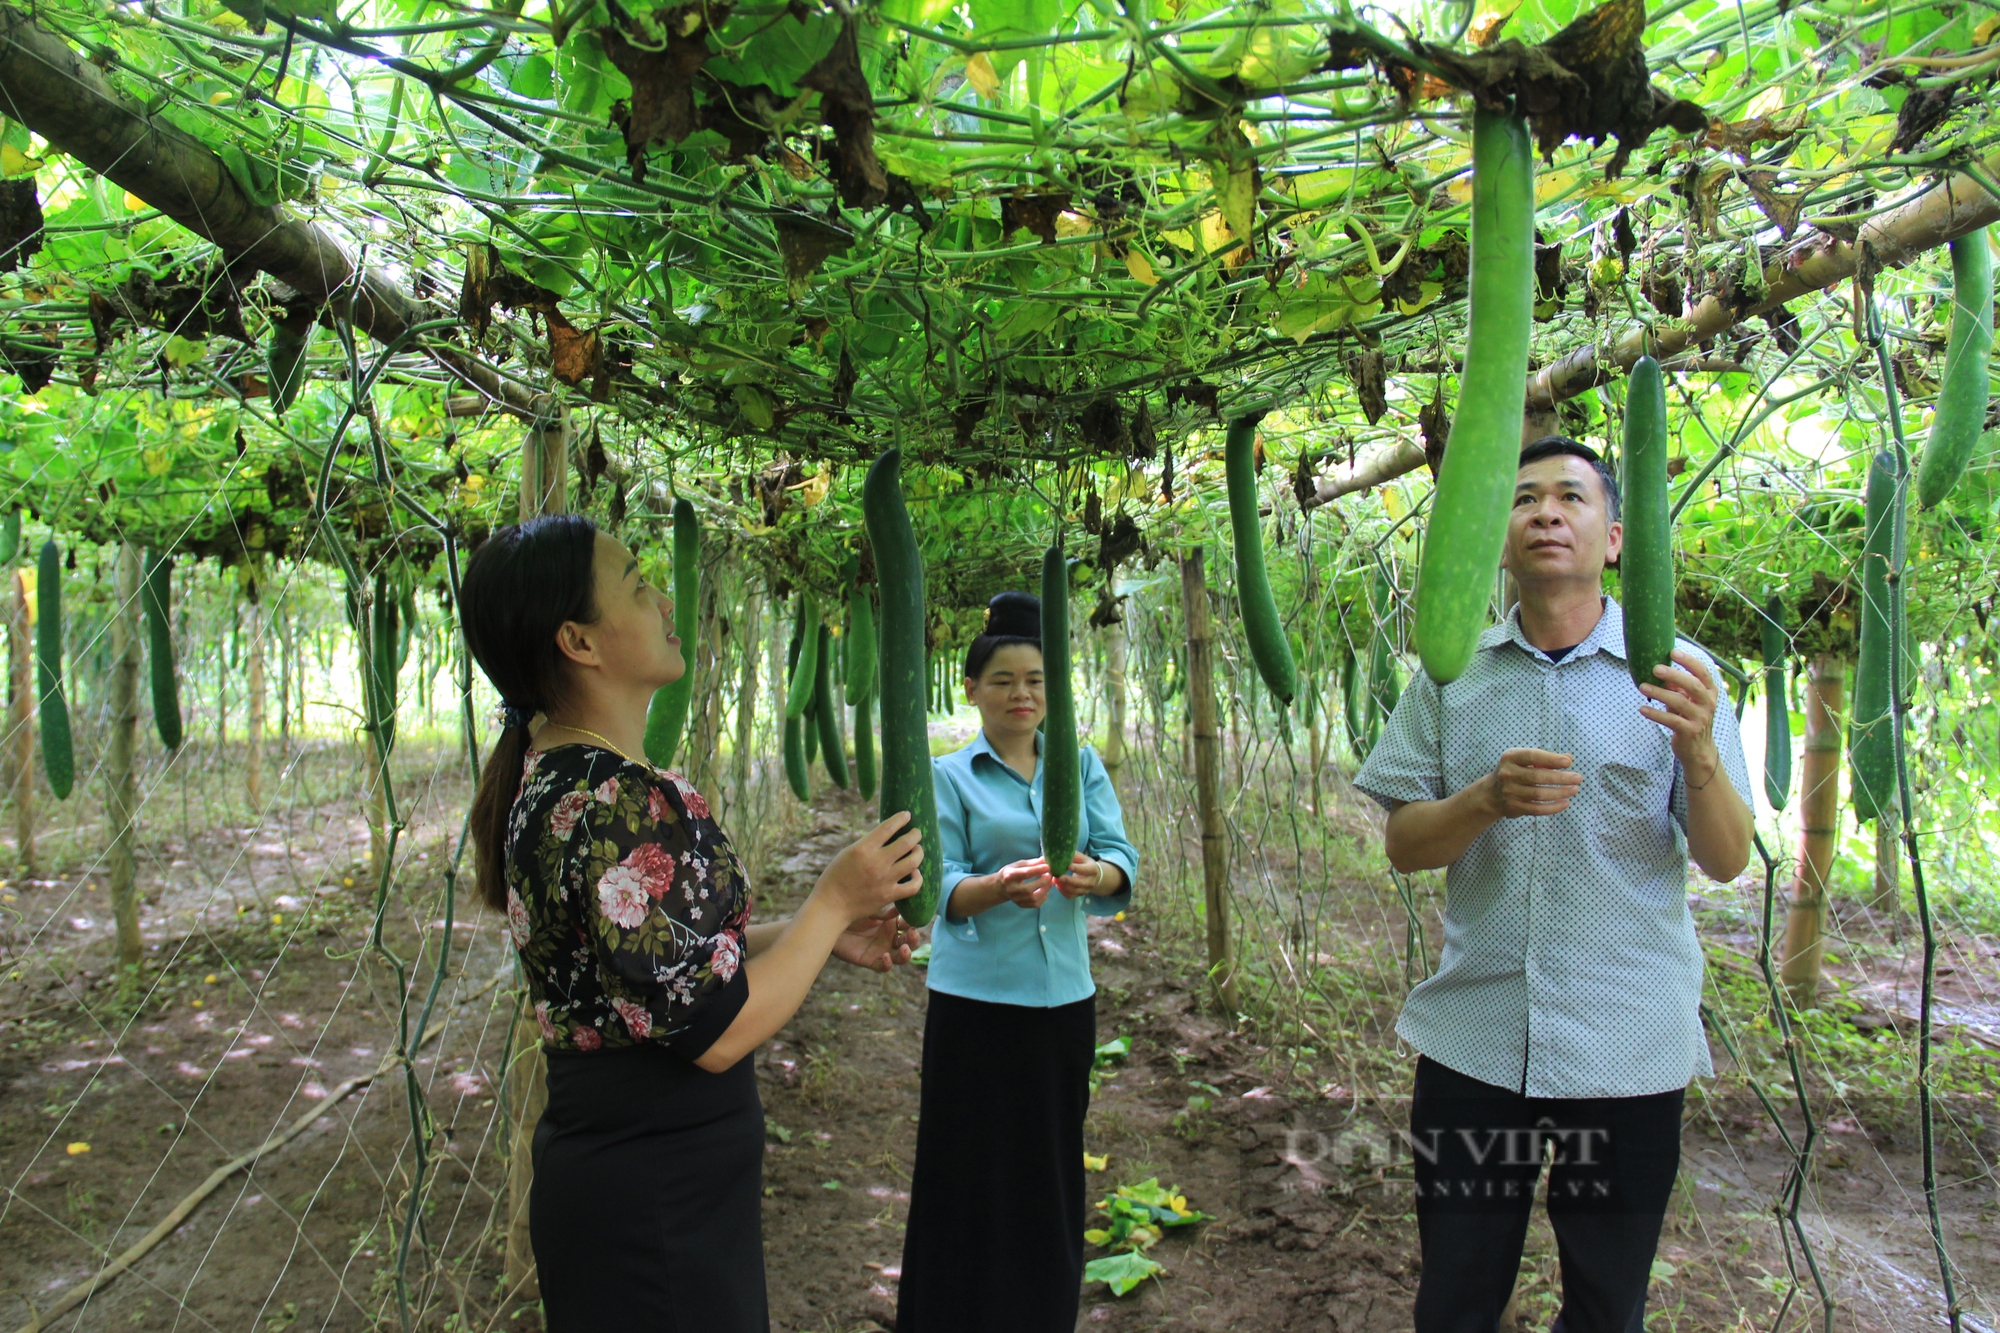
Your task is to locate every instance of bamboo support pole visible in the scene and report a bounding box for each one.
[1103,619,1127,792]
[1780,656,1844,1010]
[246,589,265,811]
[1180,548,1239,1016]
[106,545,141,971]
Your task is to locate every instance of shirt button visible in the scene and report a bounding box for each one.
[1039,925,1047,934]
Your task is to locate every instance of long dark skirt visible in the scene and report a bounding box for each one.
[896,989,1097,1333]
[530,1042,767,1333]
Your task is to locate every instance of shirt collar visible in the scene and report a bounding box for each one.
[969,728,1042,775]
[1481,595,1628,664]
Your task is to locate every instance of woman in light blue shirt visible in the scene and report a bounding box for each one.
[895,591,1138,1333]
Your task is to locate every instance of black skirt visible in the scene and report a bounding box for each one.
[530,1042,767,1333]
[896,989,1097,1333]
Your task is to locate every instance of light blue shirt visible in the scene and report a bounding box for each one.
[1354,597,1753,1098]
[928,732,1138,1008]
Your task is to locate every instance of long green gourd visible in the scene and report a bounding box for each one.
[266,309,312,414]
[1621,354,1677,690]
[1850,449,1898,822]
[143,552,183,751]
[1760,591,1790,811]
[783,621,809,801]
[0,511,18,565]
[1414,107,1534,684]
[863,449,943,927]
[36,538,72,799]
[844,576,876,706]
[643,498,700,768]
[1223,412,1296,706]
[785,592,820,719]
[1916,227,1994,510]
[1040,542,1081,878]
[813,622,848,788]
[854,684,877,800]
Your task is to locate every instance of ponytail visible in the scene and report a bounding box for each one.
[471,722,533,911]
[459,515,601,911]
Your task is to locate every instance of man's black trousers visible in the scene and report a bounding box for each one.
[1409,1056,1685,1333]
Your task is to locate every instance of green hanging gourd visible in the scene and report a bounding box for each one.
[786,592,820,719]
[144,552,183,751]
[1039,543,1080,879]
[643,498,700,768]
[36,538,72,799]
[854,684,877,801]
[813,623,847,788]
[863,449,943,928]
[783,619,809,801]
[0,511,18,565]
[1414,107,1534,684]
[1620,355,1678,691]
[1849,450,1899,822]
[1223,413,1296,706]
[845,573,876,706]
[1759,591,1790,810]
[1916,227,1995,510]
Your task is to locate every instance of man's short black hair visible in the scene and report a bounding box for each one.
[1518,435,1621,522]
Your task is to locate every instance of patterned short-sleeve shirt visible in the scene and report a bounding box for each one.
[504,745,752,1058]
[1354,597,1752,1099]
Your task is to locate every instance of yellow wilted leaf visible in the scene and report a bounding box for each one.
[67,1142,89,1156]
[801,465,832,507]
[1978,14,2000,42]
[1124,249,1158,285]
[1084,1228,1112,1245]
[965,51,999,101]
[0,144,34,177]
[463,473,487,491]
[1381,484,1407,522]
[1745,86,1786,119]
[142,448,172,477]
[208,90,232,105]
[123,190,148,212]
[1210,160,1256,259]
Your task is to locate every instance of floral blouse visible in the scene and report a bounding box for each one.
[504,745,752,1057]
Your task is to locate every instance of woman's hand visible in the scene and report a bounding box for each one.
[994,857,1054,909]
[1054,853,1124,898]
[814,813,924,921]
[832,908,919,973]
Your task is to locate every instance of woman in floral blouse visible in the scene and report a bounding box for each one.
[461,514,924,1332]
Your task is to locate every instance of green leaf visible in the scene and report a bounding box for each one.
[161,335,207,368]
[1084,1251,1163,1297]
[712,9,840,95]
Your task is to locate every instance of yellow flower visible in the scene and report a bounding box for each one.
[1084,1153,1109,1172]
[67,1142,89,1156]
[204,974,218,985]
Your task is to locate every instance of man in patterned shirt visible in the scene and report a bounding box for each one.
[1356,436,1754,1333]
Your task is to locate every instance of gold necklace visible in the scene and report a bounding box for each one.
[546,725,646,769]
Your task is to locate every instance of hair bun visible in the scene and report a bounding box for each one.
[982,591,1041,639]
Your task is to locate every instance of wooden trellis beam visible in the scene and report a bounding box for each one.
[0,5,540,421]
[1307,156,2000,506]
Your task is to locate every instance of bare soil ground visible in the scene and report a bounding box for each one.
[2,743,1995,1331]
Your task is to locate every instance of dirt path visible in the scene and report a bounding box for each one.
[2,754,1994,1331]
[752,789,2000,1333]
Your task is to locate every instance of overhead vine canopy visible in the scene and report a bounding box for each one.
[0,0,1995,579]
